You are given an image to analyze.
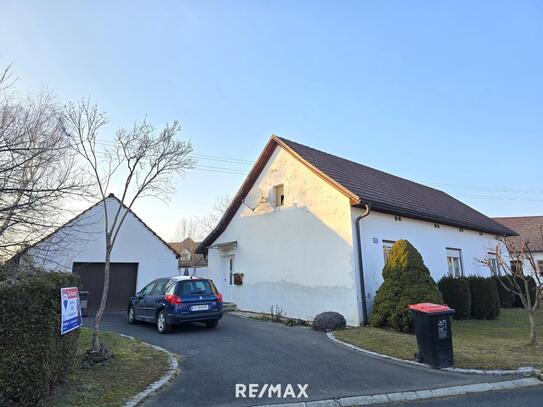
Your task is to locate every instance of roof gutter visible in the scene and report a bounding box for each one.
[355,203,371,326]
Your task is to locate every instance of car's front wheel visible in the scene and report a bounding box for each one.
[128,306,138,324]
[157,310,170,334]
[205,319,219,329]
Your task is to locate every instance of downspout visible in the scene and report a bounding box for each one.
[355,203,371,326]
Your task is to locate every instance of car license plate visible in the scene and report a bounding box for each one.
[191,304,209,311]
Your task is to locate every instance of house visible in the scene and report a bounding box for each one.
[169,237,208,275]
[493,216,543,277]
[15,194,179,313]
[196,136,516,325]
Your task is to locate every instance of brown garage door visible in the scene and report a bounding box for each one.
[72,262,138,313]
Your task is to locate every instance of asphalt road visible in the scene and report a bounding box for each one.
[97,313,522,407]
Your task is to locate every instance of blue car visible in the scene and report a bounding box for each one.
[128,276,223,333]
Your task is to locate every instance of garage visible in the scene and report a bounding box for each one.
[73,262,138,313]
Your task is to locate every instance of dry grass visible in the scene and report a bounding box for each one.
[335,308,543,370]
[50,328,170,406]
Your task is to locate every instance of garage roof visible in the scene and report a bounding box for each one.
[15,194,179,260]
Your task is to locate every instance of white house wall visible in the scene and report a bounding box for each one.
[207,146,360,324]
[353,208,504,317]
[24,197,179,291]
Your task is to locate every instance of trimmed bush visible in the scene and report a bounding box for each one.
[493,276,516,308]
[0,267,80,406]
[437,276,471,319]
[370,240,443,333]
[512,276,538,308]
[312,311,347,332]
[467,276,500,320]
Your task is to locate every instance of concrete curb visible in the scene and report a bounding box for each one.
[117,333,180,407]
[256,377,542,406]
[327,332,540,377]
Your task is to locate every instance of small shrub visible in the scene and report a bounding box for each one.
[0,267,80,406]
[492,276,516,308]
[467,276,500,319]
[438,276,471,319]
[312,311,346,332]
[370,240,443,332]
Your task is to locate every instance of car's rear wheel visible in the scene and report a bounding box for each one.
[128,306,138,324]
[205,319,219,329]
[157,310,170,333]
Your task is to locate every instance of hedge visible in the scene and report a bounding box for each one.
[437,276,471,319]
[370,240,443,333]
[0,267,80,406]
[467,276,500,320]
[492,276,516,308]
[512,276,538,308]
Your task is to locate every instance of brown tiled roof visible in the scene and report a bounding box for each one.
[196,136,516,254]
[493,216,543,252]
[169,238,208,268]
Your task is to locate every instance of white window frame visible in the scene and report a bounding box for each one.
[273,184,285,207]
[446,248,463,277]
[382,240,395,263]
[487,252,499,276]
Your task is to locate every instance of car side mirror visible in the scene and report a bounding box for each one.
[136,292,143,299]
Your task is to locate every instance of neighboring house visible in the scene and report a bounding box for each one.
[196,136,516,325]
[169,237,208,275]
[493,216,543,277]
[15,194,179,313]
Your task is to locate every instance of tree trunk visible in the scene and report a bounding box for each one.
[92,240,112,351]
[528,311,537,346]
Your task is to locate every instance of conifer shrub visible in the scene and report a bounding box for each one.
[492,276,516,308]
[467,276,500,319]
[370,240,443,333]
[438,276,471,319]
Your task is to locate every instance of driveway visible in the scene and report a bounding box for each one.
[97,313,511,406]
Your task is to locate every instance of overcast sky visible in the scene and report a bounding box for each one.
[1,1,542,241]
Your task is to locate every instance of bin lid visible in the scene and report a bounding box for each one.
[408,303,452,313]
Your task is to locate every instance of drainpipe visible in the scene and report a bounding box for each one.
[355,203,371,326]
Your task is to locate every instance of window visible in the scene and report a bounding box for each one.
[538,260,543,277]
[510,260,523,274]
[140,281,156,296]
[487,253,499,276]
[179,280,213,296]
[151,279,169,295]
[229,257,234,285]
[180,249,191,261]
[383,240,395,263]
[446,248,463,277]
[274,184,285,207]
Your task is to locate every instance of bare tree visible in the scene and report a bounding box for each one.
[173,216,202,242]
[481,229,542,345]
[61,100,196,358]
[196,194,231,236]
[0,66,86,260]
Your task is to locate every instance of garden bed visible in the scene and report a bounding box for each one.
[335,308,543,370]
[49,328,171,406]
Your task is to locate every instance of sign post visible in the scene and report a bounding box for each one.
[61,287,82,335]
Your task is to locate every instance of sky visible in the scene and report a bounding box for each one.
[1,1,542,241]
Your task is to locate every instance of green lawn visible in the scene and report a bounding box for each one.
[50,328,171,406]
[335,308,543,370]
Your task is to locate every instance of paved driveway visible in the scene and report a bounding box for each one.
[97,313,510,406]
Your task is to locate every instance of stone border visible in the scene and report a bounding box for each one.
[117,333,180,407]
[258,377,542,406]
[327,332,540,377]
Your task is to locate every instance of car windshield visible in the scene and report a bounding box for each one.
[179,280,213,296]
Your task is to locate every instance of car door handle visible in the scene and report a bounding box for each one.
[154,299,162,303]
